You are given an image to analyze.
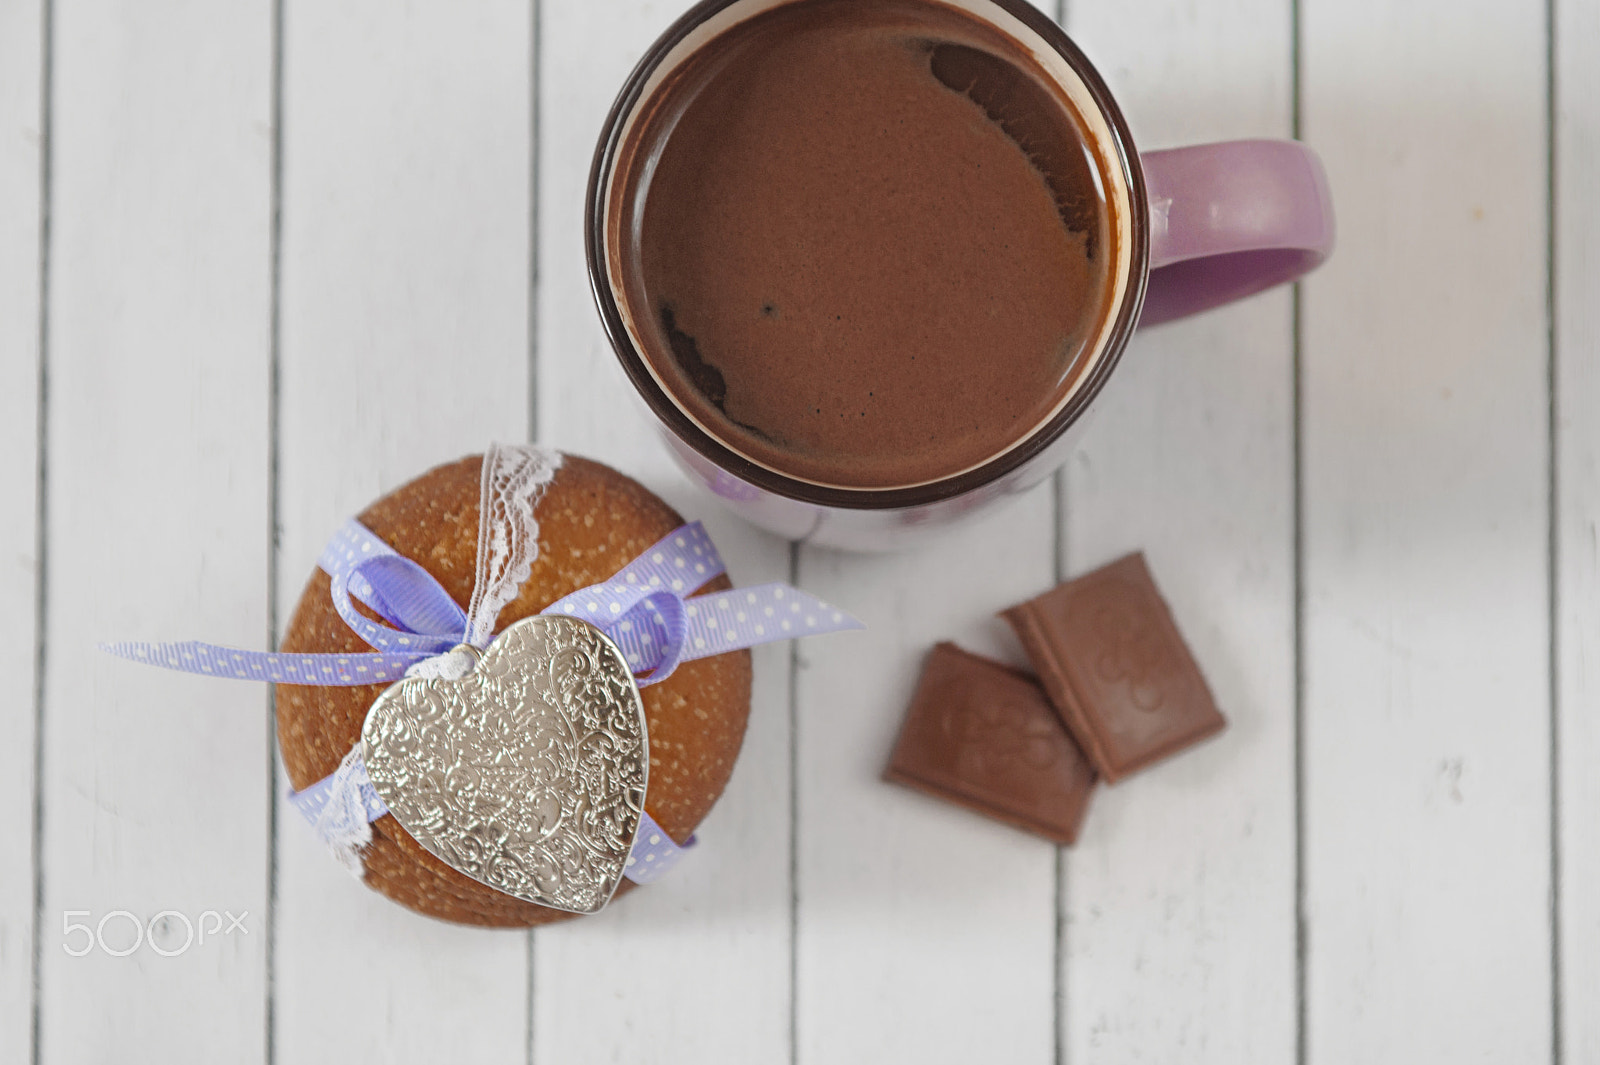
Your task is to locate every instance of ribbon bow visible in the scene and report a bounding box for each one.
[103,445,861,886]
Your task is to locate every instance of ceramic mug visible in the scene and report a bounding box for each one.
[587,0,1333,551]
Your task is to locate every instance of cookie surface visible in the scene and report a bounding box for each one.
[275,453,753,925]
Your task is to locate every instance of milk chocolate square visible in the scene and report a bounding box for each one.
[884,642,1096,845]
[1002,554,1225,783]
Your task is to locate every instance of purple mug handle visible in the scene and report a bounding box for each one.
[1139,139,1335,326]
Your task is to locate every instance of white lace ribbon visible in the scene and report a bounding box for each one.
[314,746,384,877]
[468,443,562,648]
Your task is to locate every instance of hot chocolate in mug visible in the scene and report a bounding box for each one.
[587,0,1333,551]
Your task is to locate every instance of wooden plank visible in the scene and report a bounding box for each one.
[1556,0,1598,1058]
[532,2,797,1061]
[0,1,41,1061]
[272,2,533,1061]
[1300,0,1552,1058]
[795,504,1058,1063]
[1058,0,1298,1059]
[38,1,273,1060]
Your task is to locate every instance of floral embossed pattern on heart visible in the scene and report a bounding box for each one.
[361,615,647,914]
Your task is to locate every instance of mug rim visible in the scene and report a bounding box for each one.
[585,0,1152,511]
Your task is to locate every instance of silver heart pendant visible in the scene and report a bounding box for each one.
[360,614,648,914]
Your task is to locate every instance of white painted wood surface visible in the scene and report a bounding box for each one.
[1301,0,1553,1060]
[0,4,42,1064]
[38,1,274,1060]
[273,1,533,1061]
[1557,0,1598,1060]
[1061,0,1297,1059]
[2,0,1589,1062]
[798,499,1059,1063]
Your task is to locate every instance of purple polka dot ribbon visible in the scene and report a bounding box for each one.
[623,815,692,883]
[288,764,390,824]
[545,522,853,685]
[103,517,861,883]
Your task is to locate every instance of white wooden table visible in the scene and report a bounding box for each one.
[2,0,1593,1060]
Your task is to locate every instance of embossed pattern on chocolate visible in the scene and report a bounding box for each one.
[361,614,647,914]
[884,642,1095,845]
[1002,554,1225,783]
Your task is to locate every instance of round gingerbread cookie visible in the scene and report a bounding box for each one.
[274,453,753,926]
